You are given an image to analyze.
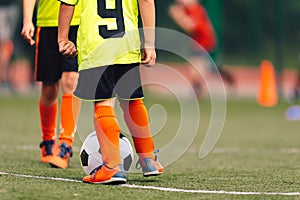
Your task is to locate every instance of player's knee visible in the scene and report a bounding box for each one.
[98,99,115,106]
[41,83,59,101]
[119,99,144,110]
[62,79,75,92]
[61,77,77,93]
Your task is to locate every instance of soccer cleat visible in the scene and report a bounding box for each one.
[49,142,72,169]
[137,150,164,177]
[82,165,126,184]
[39,140,55,163]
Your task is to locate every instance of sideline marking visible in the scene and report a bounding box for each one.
[0,171,81,183]
[1,171,299,196]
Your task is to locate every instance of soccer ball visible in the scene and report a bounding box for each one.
[80,131,134,175]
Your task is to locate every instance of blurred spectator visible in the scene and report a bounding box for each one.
[287,53,300,102]
[169,0,234,96]
[9,1,36,93]
[0,0,19,92]
[0,0,36,94]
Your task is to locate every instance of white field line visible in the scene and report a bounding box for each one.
[0,171,81,183]
[0,171,299,196]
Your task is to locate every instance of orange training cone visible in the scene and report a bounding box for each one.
[257,60,278,107]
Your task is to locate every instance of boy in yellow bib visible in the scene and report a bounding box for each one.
[21,0,81,169]
[58,0,163,184]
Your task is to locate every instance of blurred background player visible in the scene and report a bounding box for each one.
[9,2,36,94]
[21,0,81,169]
[287,53,300,102]
[169,0,234,96]
[0,0,19,92]
[58,0,163,184]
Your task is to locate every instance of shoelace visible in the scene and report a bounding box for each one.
[40,140,54,155]
[135,149,159,169]
[90,165,102,175]
[59,143,73,158]
[89,164,123,175]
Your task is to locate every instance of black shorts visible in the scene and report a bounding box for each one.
[74,63,144,101]
[35,26,79,83]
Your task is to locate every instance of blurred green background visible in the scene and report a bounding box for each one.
[10,0,300,70]
[155,0,300,70]
[2,0,300,94]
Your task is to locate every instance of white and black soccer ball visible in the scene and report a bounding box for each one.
[80,131,134,175]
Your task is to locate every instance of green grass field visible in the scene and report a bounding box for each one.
[0,93,299,200]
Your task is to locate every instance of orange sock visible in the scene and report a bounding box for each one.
[120,99,155,160]
[94,105,121,168]
[59,94,77,146]
[39,100,57,141]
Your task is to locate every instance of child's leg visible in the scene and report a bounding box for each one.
[94,99,121,168]
[39,82,59,163]
[59,71,81,146]
[119,99,155,160]
[39,82,60,141]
